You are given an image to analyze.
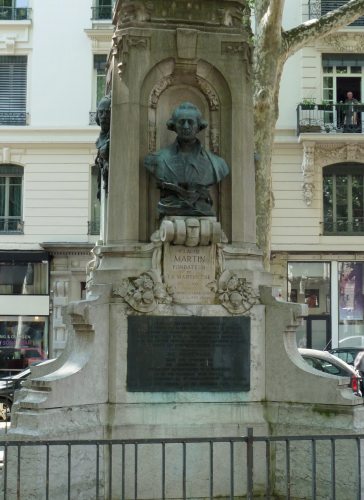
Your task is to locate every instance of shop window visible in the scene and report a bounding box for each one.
[338,262,364,347]
[0,164,23,233]
[287,262,331,349]
[323,163,364,234]
[0,316,48,376]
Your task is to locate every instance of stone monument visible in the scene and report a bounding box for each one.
[6,1,364,498]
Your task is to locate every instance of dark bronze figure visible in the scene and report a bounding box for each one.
[144,102,229,216]
[95,95,111,199]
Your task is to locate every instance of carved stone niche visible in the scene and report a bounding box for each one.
[139,58,232,243]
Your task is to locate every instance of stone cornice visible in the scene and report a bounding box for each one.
[0,127,98,145]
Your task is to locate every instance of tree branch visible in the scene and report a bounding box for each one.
[283,0,364,56]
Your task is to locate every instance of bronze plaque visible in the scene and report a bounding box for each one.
[127,316,250,392]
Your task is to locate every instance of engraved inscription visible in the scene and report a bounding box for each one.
[127,316,250,391]
[164,245,216,304]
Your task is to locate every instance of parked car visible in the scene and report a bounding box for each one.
[0,359,52,420]
[339,336,364,348]
[0,347,47,376]
[0,367,31,420]
[298,348,362,397]
[328,347,364,366]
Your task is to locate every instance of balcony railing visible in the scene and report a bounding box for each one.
[89,111,97,125]
[297,103,364,134]
[91,5,113,20]
[0,7,31,21]
[322,217,364,235]
[0,112,28,126]
[88,219,100,235]
[307,0,364,26]
[0,217,23,234]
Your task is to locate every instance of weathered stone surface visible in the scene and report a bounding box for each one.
[163,243,216,304]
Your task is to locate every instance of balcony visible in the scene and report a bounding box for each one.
[0,217,23,234]
[322,217,364,235]
[297,103,364,135]
[89,111,97,125]
[0,112,28,126]
[307,0,364,26]
[91,5,113,20]
[0,7,31,21]
[88,220,100,236]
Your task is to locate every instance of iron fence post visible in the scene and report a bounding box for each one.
[247,427,254,500]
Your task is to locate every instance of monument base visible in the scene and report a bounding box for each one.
[5,240,364,499]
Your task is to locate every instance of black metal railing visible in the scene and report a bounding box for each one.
[91,5,113,20]
[0,218,23,234]
[0,429,363,499]
[0,112,28,126]
[322,217,364,235]
[297,103,364,134]
[307,0,364,26]
[89,111,97,125]
[88,219,100,235]
[0,7,31,21]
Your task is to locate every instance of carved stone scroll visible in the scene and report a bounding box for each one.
[301,141,315,206]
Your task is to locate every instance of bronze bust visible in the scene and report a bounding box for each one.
[144,102,229,216]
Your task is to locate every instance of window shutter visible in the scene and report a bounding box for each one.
[0,56,27,124]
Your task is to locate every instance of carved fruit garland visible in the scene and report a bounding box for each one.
[113,271,173,313]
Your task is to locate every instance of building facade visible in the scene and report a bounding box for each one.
[271,0,364,350]
[0,0,114,365]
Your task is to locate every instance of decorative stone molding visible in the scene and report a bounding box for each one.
[301,141,315,206]
[314,142,364,168]
[209,270,259,315]
[321,33,364,53]
[115,1,249,28]
[160,217,224,246]
[113,270,173,312]
[115,34,150,77]
[147,71,221,153]
[195,76,219,111]
[149,75,175,109]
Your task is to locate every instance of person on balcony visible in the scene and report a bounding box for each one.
[343,91,359,133]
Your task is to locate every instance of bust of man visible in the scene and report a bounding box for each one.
[144,102,229,216]
[95,95,111,199]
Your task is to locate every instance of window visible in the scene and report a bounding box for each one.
[90,55,107,125]
[0,261,48,295]
[320,1,364,26]
[0,165,23,233]
[0,0,29,20]
[92,0,114,20]
[323,163,364,234]
[0,56,27,125]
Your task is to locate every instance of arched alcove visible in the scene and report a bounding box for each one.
[139,58,232,241]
